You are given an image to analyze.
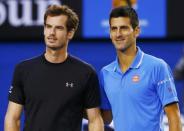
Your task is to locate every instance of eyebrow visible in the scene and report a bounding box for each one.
[45,24,65,29]
[111,25,129,29]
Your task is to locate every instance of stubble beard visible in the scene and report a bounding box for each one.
[45,40,67,51]
[119,43,132,53]
[47,44,65,51]
[113,40,133,53]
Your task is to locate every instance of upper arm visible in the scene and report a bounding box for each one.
[86,107,112,125]
[99,70,111,110]
[5,101,23,121]
[99,70,112,124]
[155,61,178,106]
[164,103,181,121]
[86,107,102,122]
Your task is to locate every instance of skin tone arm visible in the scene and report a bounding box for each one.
[4,101,23,131]
[101,110,113,125]
[86,107,104,131]
[164,103,182,131]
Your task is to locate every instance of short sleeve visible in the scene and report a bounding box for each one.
[99,70,111,110]
[8,64,25,105]
[155,61,178,107]
[84,68,100,109]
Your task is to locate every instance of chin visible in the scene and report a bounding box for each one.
[48,46,60,50]
[115,46,128,52]
[115,45,125,50]
[47,44,65,50]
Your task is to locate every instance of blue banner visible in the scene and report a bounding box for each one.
[83,0,166,38]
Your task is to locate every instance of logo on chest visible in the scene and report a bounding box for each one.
[132,75,140,83]
[66,82,74,88]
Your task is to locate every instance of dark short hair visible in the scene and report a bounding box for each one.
[109,6,139,29]
[44,5,79,32]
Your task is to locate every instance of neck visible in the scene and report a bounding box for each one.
[117,46,137,72]
[44,47,68,63]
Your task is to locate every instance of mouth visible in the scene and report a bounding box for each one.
[116,38,125,42]
[47,37,57,43]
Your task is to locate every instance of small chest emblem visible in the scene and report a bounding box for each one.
[132,75,140,82]
[66,82,74,88]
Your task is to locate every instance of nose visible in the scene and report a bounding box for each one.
[116,29,122,37]
[50,28,56,35]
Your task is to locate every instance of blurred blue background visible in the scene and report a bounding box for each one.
[83,0,166,38]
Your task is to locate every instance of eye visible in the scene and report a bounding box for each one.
[111,27,117,31]
[45,24,52,29]
[120,26,129,30]
[56,26,64,30]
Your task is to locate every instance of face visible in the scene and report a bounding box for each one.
[44,15,74,50]
[110,17,140,52]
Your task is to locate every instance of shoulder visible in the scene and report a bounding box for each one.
[15,55,43,70]
[142,54,171,79]
[101,61,116,73]
[143,53,168,69]
[69,55,96,73]
[12,55,43,80]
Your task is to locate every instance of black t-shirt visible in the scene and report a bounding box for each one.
[9,54,100,131]
[174,55,184,80]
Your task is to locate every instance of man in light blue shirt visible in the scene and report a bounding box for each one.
[100,6,182,131]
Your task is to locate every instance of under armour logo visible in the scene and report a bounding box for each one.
[66,82,74,88]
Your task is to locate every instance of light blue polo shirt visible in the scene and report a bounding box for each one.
[100,47,178,131]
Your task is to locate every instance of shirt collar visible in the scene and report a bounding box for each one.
[130,47,144,68]
[113,47,144,72]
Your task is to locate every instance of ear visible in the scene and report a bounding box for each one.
[67,29,75,40]
[134,26,140,37]
[43,25,46,36]
[110,33,112,40]
[109,28,112,39]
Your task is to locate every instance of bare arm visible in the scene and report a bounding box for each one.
[86,107,104,131]
[164,103,182,131]
[101,110,113,125]
[4,101,23,131]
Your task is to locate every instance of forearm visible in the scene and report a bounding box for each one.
[168,118,182,131]
[5,101,23,131]
[88,117,104,131]
[164,103,182,131]
[4,118,20,131]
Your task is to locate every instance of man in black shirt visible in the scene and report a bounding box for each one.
[4,5,104,131]
[174,54,184,115]
[174,55,184,80]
